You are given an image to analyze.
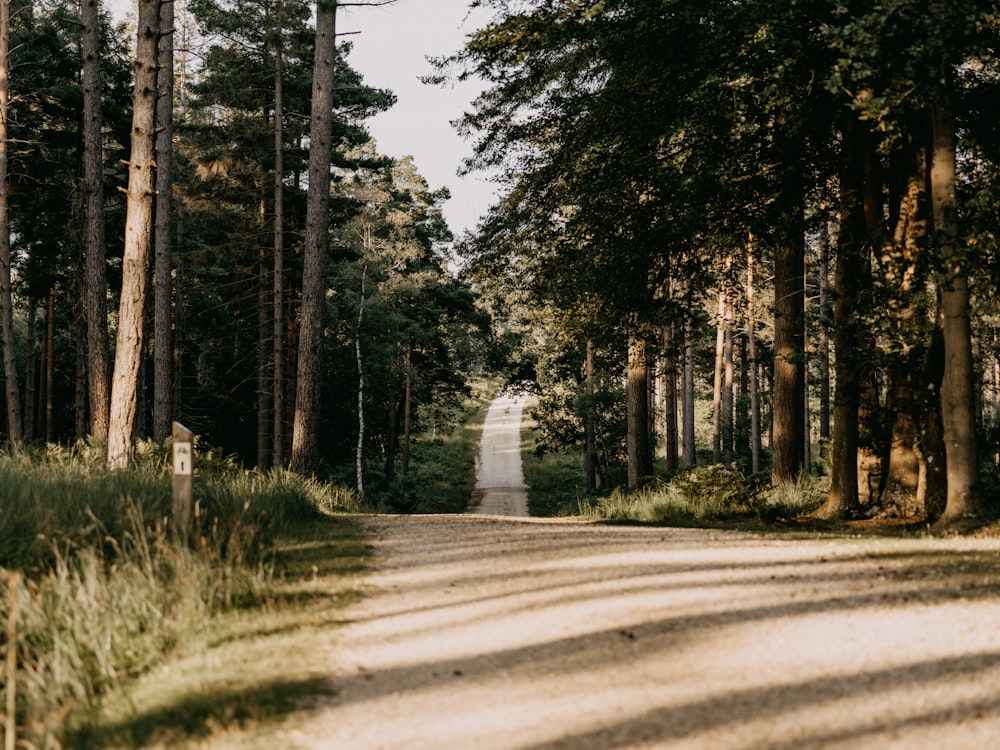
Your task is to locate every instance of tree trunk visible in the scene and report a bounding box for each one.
[290,0,337,475]
[75,299,87,438]
[272,17,286,469]
[817,220,830,444]
[385,393,397,482]
[402,344,412,476]
[930,98,981,523]
[813,119,866,519]
[682,316,695,465]
[355,264,366,497]
[257,242,270,468]
[877,136,929,517]
[771,165,806,484]
[881,366,922,516]
[747,244,761,474]
[107,0,160,470]
[0,0,21,446]
[584,337,598,490]
[23,300,35,442]
[662,326,678,473]
[919,321,947,518]
[82,0,110,443]
[173,255,183,421]
[153,0,174,443]
[627,324,652,489]
[722,303,734,465]
[711,289,725,464]
[45,286,55,442]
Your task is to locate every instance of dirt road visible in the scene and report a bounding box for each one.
[257,393,1000,748]
[279,516,1000,749]
[471,392,529,517]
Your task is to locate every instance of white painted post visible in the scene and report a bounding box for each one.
[172,422,194,535]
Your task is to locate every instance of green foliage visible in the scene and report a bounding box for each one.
[368,383,492,514]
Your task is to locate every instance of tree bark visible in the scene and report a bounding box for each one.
[817,221,830,444]
[23,300,35,442]
[107,0,160,469]
[723,302,734,465]
[771,164,806,484]
[627,324,652,489]
[290,0,337,475]
[355,265,366,497]
[45,286,55,441]
[402,344,412,476]
[661,326,678,473]
[682,316,696,465]
[153,0,174,443]
[584,338,598,490]
[257,242,270,467]
[0,0,21,446]
[82,0,110,443]
[272,13,286,469]
[930,98,981,523]
[711,289,725,464]
[813,119,866,519]
[747,244,761,474]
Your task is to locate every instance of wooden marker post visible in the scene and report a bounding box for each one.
[172,422,194,535]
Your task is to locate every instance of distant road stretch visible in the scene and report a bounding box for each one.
[472,392,529,517]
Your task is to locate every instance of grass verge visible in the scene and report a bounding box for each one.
[66,515,368,749]
[0,442,364,748]
[577,466,828,527]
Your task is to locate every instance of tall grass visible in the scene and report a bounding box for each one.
[578,465,827,526]
[0,439,359,747]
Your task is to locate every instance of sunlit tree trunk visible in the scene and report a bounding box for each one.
[723,302,734,465]
[0,0,21,447]
[711,289,725,464]
[931,95,981,523]
[661,325,678,472]
[682,316,695,465]
[82,0,110,442]
[878,140,928,517]
[291,0,337,474]
[108,0,160,469]
[627,321,652,489]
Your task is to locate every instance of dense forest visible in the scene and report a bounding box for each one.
[0,0,489,501]
[449,0,1000,524]
[1,0,999,522]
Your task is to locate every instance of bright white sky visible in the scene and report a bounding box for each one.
[342,1,496,237]
[108,0,496,237]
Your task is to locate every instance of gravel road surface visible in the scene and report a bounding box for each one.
[471,392,529,517]
[280,516,1000,749]
[271,393,1000,748]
